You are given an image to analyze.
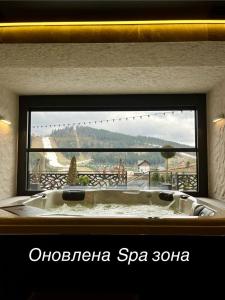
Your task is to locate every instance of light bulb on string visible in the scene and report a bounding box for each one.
[32,110,189,128]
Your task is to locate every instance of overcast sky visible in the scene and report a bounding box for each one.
[31,110,195,146]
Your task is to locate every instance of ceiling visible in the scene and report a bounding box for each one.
[1,1,223,22]
[0,41,225,95]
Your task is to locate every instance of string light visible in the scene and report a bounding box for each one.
[32,110,191,129]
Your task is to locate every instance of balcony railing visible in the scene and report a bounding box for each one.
[149,171,197,192]
[29,171,197,192]
[176,173,197,191]
[29,171,127,190]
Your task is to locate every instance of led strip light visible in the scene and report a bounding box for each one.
[0,20,225,27]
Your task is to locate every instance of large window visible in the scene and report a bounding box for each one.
[18,95,207,196]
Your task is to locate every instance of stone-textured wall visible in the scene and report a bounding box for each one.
[207,81,225,201]
[0,87,18,200]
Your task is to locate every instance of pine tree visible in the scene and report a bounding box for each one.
[67,156,79,186]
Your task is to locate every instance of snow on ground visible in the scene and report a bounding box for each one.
[42,137,93,169]
[42,137,66,168]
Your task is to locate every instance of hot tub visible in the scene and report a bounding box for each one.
[1,189,225,235]
[20,189,216,218]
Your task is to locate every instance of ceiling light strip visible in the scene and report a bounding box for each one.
[0,20,225,27]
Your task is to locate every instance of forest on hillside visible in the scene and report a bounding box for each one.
[47,126,191,167]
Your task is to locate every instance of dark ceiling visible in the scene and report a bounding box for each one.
[0,1,225,22]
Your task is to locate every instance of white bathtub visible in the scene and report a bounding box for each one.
[19,189,216,218]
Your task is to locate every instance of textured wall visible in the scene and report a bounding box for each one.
[1,42,225,94]
[0,86,18,200]
[207,81,225,201]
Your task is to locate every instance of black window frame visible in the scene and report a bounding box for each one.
[17,94,208,197]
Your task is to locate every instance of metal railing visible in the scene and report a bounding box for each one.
[29,171,197,192]
[29,171,127,190]
[149,171,197,191]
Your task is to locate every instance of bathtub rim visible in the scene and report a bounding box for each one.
[1,216,225,235]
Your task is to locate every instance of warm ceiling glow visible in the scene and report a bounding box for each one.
[1,19,225,43]
[0,20,225,27]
